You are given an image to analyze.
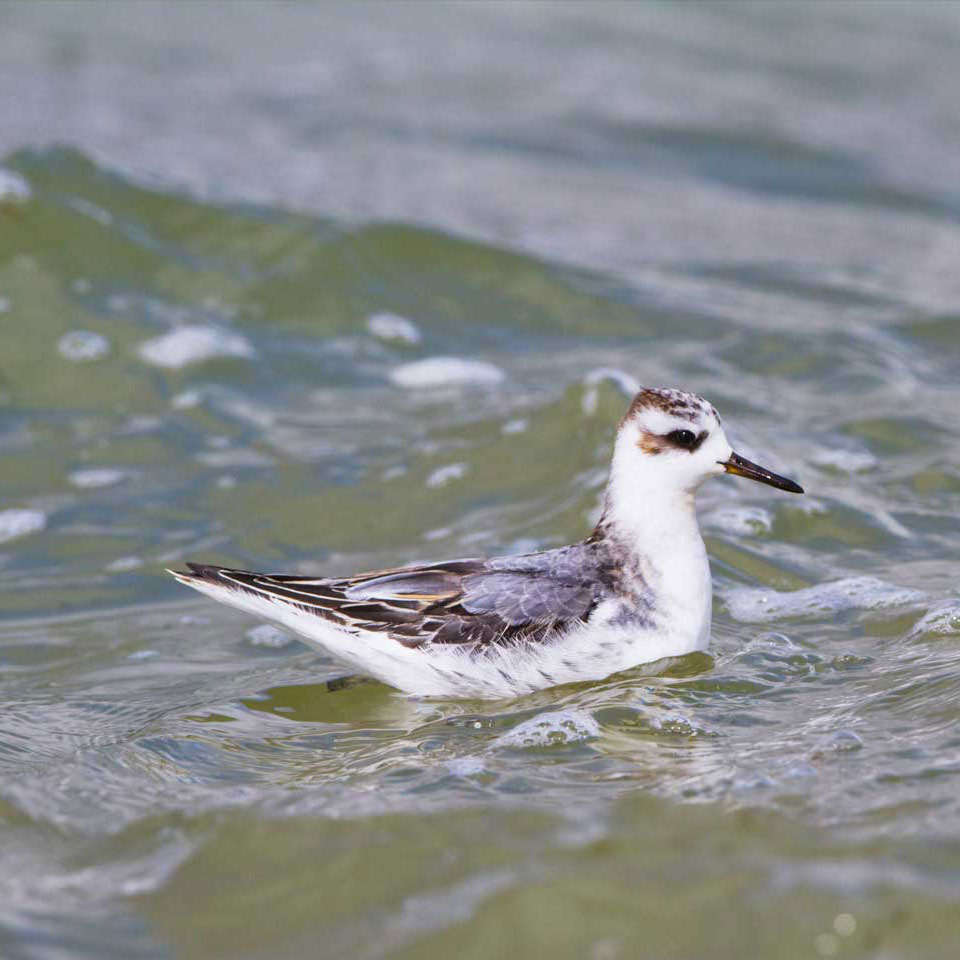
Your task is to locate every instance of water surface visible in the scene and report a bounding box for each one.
[2,2,960,958]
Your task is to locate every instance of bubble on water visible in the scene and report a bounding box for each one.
[494,709,601,749]
[390,356,504,388]
[501,418,528,435]
[833,914,857,937]
[246,624,291,648]
[812,448,879,473]
[0,509,46,544]
[426,462,468,488]
[908,601,960,639]
[0,296,10,314]
[58,330,111,362]
[703,504,772,536]
[68,467,126,489]
[171,389,203,409]
[138,325,253,369]
[651,714,700,737]
[814,932,839,957]
[0,167,31,203]
[367,311,422,344]
[823,729,863,753]
[724,576,926,623]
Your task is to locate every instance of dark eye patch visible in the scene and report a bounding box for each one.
[666,428,707,451]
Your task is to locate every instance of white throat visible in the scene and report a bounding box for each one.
[600,432,714,647]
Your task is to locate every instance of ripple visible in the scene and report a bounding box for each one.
[724,577,926,623]
[703,504,773,537]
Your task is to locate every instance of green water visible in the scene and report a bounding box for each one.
[2,2,960,957]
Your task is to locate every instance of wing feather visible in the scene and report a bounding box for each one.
[178,544,607,649]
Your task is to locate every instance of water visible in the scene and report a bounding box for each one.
[2,1,960,956]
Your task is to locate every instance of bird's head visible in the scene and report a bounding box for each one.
[612,386,803,498]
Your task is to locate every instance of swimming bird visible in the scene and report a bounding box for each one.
[170,387,802,699]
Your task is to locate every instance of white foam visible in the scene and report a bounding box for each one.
[908,602,960,639]
[366,312,422,344]
[138,325,253,369]
[501,418,528,435]
[0,509,46,544]
[57,330,111,362]
[426,462,469,488]
[0,168,30,203]
[390,356,504,389]
[68,468,126,489]
[171,389,203,409]
[493,709,601,748]
[446,756,485,776]
[703,504,772,536]
[725,576,926,623]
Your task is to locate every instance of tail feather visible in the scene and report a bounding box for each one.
[168,562,245,586]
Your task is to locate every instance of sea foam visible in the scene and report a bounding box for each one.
[493,709,601,748]
[138,326,253,369]
[0,509,46,544]
[390,357,504,388]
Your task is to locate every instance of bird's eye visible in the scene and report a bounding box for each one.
[668,429,698,448]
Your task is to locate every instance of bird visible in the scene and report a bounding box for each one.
[170,386,803,699]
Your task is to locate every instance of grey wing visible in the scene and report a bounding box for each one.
[176,544,607,649]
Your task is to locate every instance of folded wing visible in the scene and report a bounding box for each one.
[178,546,604,649]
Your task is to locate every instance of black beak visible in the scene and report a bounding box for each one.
[720,452,804,494]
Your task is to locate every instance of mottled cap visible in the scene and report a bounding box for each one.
[621,387,721,428]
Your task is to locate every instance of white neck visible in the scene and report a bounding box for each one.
[598,437,713,647]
